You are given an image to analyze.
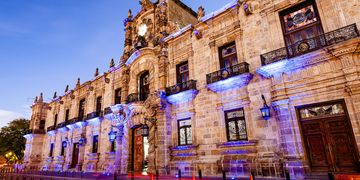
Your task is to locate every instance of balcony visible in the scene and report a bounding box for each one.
[47,126,55,132]
[85,111,103,120]
[166,80,198,104]
[206,62,253,92]
[258,24,360,78]
[25,129,45,135]
[55,122,67,129]
[126,93,140,104]
[104,107,112,115]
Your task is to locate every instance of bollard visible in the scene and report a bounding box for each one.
[178,170,181,179]
[156,170,159,180]
[113,172,117,180]
[250,171,256,180]
[285,171,290,180]
[198,169,202,179]
[328,172,334,180]
[222,170,226,180]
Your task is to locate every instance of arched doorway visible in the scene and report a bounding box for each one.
[129,124,149,175]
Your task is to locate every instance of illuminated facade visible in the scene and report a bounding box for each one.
[23,0,360,179]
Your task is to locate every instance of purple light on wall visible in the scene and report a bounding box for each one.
[125,50,141,66]
[47,130,57,136]
[173,153,196,157]
[171,145,197,151]
[166,89,198,104]
[87,117,101,126]
[207,73,253,92]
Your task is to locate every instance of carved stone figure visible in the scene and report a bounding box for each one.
[197,6,205,21]
[139,0,153,10]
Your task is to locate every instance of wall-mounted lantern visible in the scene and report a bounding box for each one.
[141,123,150,137]
[260,95,271,120]
[108,130,117,142]
[62,141,67,148]
[141,118,157,137]
[79,137,86,146]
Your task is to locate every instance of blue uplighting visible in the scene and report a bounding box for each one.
[207,73,253,92]
[167,89,198,104]
[125,50,141,66]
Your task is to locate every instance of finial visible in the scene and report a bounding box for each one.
[65,85,69,93]
[94,68,99,77]
[53,92,57,99]
[34,96,38,103]
[76,78,80,87]
[110,59,115,68]
[38,93,43,102]
[128,9,132,18]
[197,6,205,21]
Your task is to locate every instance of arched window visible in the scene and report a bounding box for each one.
[139,71,150,101]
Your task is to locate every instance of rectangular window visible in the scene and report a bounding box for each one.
[114,88,121,105]
[279,0,323,47]
[65,109,70,122]
[61,141,65,156]
[176,61,189,84]
[178,119,192,146]
[49,143,54,157]
[92,135,99,153]
[78,99,86,120]
[96,96,102,116]
[225,108,248,141]
[53,114,58,127]
[39,120,45,130]
[219,42,238,69]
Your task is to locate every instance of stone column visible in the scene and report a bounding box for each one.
[114,125,124,174]
[272,99,305,180]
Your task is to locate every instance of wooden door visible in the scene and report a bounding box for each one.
[133,127,144,173]
[302,120,332,172]
[298,101,359,173]
[326,118,359,172]
[71,143,79,169]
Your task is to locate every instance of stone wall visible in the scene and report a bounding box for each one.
[23,0,360,179]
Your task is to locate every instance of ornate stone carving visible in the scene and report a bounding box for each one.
[156,0,168,33]
[76,78,80,88]
[139,0,153,10]
[109,59,115,68]
[94,68,99,77]
[197,6,205,21]
[143,91,167,117]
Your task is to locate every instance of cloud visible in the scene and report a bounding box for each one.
[0,109,25,128]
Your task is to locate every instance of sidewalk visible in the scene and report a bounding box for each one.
[1,173,286,180]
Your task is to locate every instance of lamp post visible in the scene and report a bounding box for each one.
[260,95,271,120]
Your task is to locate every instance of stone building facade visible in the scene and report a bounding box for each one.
[23,0,360,179]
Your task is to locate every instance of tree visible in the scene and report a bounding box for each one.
[0,119,30,163]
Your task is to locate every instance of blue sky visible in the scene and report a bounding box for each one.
[0,0,232,128]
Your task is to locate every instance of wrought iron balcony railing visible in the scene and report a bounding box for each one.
[25,129,45,134]
[85,111,103,120]
[126,93,140,104]
[47,126,55,132]
[56,122,67,129]
[206,62,250,84]
[166,80,197,96]
[261,24,359,66]
[104,107,112,115]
